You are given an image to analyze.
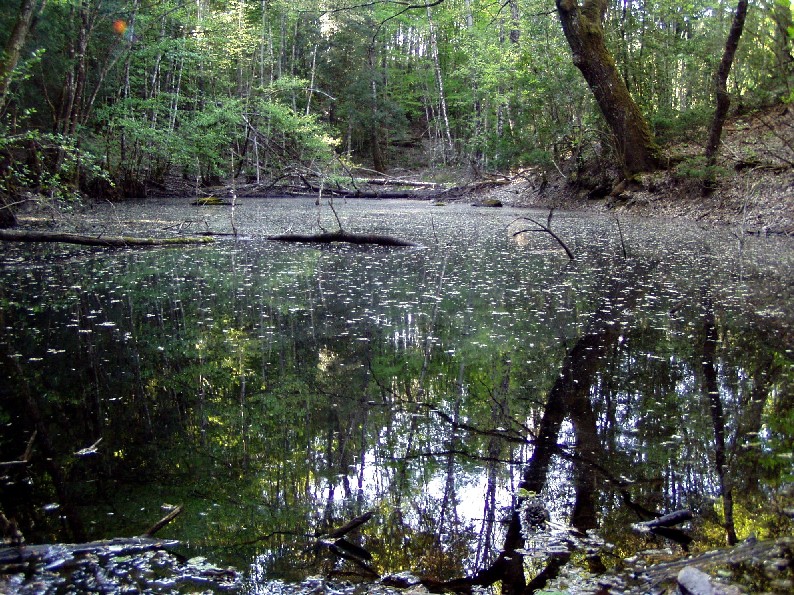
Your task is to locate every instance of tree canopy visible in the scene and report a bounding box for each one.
[0,0,791,210]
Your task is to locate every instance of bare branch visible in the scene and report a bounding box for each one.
[511,211,575,260]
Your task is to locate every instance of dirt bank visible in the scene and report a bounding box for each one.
[478,105,794,234]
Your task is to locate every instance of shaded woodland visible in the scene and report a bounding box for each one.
[1,4,794,592]
[0,1,792,225]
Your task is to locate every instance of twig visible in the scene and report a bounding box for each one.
[142,505,183,538]
[511,211,575,260]
[0,431,36,467]
[614,214,628,258]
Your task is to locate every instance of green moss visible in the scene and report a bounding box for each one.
[191,196,230,206]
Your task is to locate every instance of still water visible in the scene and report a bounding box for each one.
[1,198,792,591]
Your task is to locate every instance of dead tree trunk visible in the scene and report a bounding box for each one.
[0,229,215,247]
[266,231,417,247]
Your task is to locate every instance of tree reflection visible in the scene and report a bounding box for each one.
[0,226,792,590]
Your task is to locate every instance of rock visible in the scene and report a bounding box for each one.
[382,570,422,588]
[676,565,744,595]
[677,566,715,595]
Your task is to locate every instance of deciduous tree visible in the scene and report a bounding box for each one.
[555,0,660,175]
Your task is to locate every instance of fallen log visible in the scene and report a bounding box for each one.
[298,177,434,199]
[632,509,694,551]
[355,178,439,188]
[435,178,510,198]
[315,511,377,577]
[631,536,792,593]
[633,509,693,531]
[0,537,180,567]
[267,231,418,247]
[0,229,215,247]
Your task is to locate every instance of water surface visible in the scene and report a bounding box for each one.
[1,198,792,590]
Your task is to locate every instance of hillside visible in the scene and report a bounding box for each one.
[480,105,793,234]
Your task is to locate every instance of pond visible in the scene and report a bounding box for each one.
[1,197,793,593]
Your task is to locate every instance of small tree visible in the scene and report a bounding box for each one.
[704,1,750,179]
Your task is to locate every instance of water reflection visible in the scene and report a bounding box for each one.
[0,199,792,591]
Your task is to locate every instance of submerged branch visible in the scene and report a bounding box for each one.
[142,505,184,538]
[511,211,575,260]
[0,432,36,467]
[0,229,215,247]
[0,537,181,567]
[266,231,418,247]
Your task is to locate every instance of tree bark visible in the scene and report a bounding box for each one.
[368,47,387,173]
[704,1,749,169]
[555,0,660,175]
[0,0,39,109]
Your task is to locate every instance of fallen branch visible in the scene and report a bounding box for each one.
[267,231,418,247]
[636,537,791,592]
[633,509,693,531]
[437,179,510,197]
[315,511,378,577]
[511,210,575,260]
[355,178,439,188]
[0,229,215,247]
[0,432,36,467]
[142,505,184,538]
[632,509,694,550]
[327,511,374,539]
[0,537,180,567]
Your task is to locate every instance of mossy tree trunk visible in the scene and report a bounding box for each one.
[0,0,39,109]
[555,0,660,175]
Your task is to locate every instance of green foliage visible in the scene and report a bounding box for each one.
[651,105,713,143]
[0,0,789,194]
[672,155,728,183]
[0,118,110,207]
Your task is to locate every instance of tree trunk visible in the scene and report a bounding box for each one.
[771,0,793,97]
[426,7,453,159]
[509,0,520,44]
[555,0,660,175]
[368,47,387,173]
[0,0,39,109]
[701,297,738,546]
[705,1,749,169]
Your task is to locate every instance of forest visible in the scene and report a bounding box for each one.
[0,0,792,225]
[2,3,794,594]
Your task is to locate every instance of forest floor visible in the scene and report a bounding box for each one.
[459,104,794,234]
